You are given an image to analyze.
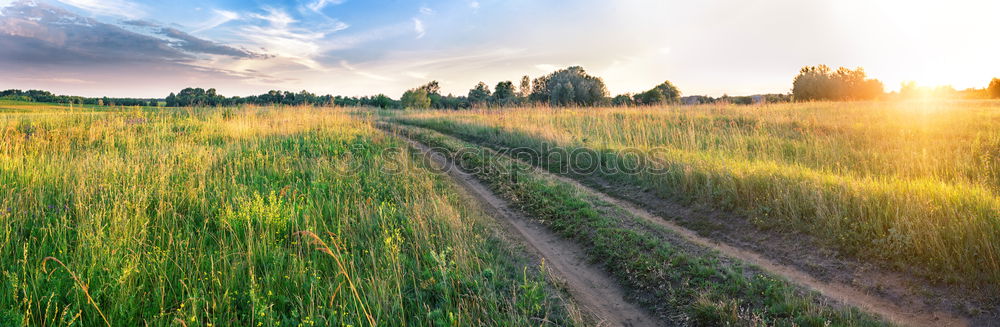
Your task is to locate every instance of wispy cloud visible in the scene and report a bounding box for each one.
[419,6,434,15]
[323,21,411,52]
[307,0,343,12]
[0,0,275,91]
[57,0,145,19]
[159,26,262,58]
[192,9,239,33]
[412,18,425,39]
[241,7,338,69]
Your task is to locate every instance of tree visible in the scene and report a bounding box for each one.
[634,89,664,105]
[792,65,883,101]
[413,81,444,108]
[634,80,680,105]
[989,78,1000,99]
[468,82,492,106]
[401,88,431,109]
[165,92,177,107]
[519,76,531,98]
[611,94,635,106]
[493,81,517,106]
[529,66,608,106]
[418,81,441,95]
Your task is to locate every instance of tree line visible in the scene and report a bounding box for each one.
[791,65,1000,101]
[6,66,1000,109]
[401,66,685,109]
[165,88,399,108]
[0,89,158,106]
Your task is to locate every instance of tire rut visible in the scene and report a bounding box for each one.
[390,123,971,327]
[397,134,662,326]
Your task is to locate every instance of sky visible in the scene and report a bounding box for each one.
[1,0,998,98]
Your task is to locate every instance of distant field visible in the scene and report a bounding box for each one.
[392,100,1000,286]
[0,105,574,326]
[0,100,156,113]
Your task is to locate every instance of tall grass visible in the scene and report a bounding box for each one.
[392,100,1000,286]
[0,104,573,326]
[393,123,884,326]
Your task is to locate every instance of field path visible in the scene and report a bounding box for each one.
[538,172,969,327]
[389,123,972,327]
[397,134,661,326]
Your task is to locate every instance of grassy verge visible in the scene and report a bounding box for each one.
[0,105,575,326]
[389,123,885,326]
[391,109,1000,287]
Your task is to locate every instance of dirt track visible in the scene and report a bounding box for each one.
[399,135,661,326]
[391,124,977,327]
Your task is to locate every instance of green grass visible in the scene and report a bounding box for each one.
[0,105,576,326]
[391,101,1000,286]
[391,123,885,326]
[0,100,158,113]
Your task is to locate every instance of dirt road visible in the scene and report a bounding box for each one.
[400,135,662,326]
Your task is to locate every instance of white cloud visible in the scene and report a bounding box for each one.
[240,7,334,69]
[57,0,145,19]
[193,9,240,33]
[413,18,425,39]
[250,7,295,28]
[419,6,434,15]
[469,1,480,9]
[0,0,15,15]
[307,0,344,12]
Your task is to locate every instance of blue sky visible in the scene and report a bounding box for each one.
[1,0,999,98]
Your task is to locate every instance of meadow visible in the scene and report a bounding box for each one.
[0,102,575,326]
[389,123,884,326]
[4,98,995,326]
[391,100,1000,287]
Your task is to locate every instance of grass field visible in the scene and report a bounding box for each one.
[390,123,884,326]
[4,99,994,326]
[0,100,151,113]
[391,100,1000,286]
[0,103,575,326]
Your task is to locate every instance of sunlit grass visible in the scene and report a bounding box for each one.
[393,100,1000,285]
[0,105,574,326]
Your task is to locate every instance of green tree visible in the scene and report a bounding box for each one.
[637,80,681,105]
[611,94,635,106]
[468,82,492,107]
[401,88,431,109]
[634,89,664,105]
[493,81,517,106]
[529,66,608,106]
